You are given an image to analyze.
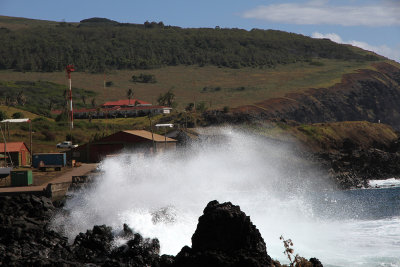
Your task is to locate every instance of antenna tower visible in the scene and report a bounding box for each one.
[66,65,75,130]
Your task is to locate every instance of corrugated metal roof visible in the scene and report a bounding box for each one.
[1,119,31,123]
[122,130,176,142]
[0,142,28,152]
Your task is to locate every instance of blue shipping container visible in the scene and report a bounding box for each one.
[32,153,67,168]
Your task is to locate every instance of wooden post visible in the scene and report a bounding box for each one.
[29,121,32,166]
[149,117,155,153]
[164,127,167,150]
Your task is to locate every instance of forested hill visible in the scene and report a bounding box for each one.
[0,16,380,72]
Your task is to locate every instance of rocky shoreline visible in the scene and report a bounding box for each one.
[194,120,400,190]
[316,137,400,189]
[0,195,323,266]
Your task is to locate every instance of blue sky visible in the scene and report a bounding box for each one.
[1,0,399,62]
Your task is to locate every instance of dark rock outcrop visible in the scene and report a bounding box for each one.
[316,137,400,188]
[192,200,267,254]
[173,200,322,266]
[0,194,72,266]
[0,195,162,266]
[0,196,323,266]
[173,200,273,267]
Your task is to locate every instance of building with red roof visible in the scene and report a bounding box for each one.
[102,99,152,107]
[52,99,171,119]
[0,142,30,166]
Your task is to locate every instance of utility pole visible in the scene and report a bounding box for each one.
[194,96,197,128]
[155,124,173,152]
[149,116,155,153]
[103,71,106,90]
[29,120,32,165]
[66,65,75,130]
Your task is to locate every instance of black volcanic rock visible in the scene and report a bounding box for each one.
[0,195,162,266]
[317,140,400,189]
[0,196,322,266]
[192,200,267,254]
[173,200,273,267]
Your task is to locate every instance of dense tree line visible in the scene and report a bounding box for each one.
[0,18,379,72]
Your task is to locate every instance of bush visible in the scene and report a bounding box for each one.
[131,74,157,83]
[309,61,324,66]
[42,130,55,141]
[19,125,29,131]
[12,112,24,119]
[196,102,207,113]
[0,111,8,121]
[185,103,194,111]
[32,117,48,122]
[55,112,68,122]
[66,133,85,144]
[105,81,113,87]
[201,86,221,93]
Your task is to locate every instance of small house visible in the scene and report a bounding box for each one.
[0,142,30,166]
[68,130,177,163]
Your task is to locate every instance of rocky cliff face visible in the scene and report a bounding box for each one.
[230,62,400,130]
[318,137,400,189]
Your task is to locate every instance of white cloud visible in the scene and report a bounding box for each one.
[312,32,400,62]
[242,1,400,26]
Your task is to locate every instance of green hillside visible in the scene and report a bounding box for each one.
[0,16,380,72]
[0,80,96,116]
[0,16,395,116]
[0,59,387,110]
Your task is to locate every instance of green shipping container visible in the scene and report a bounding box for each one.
[11,170,33,187]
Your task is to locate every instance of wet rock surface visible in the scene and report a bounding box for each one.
[316,137,400,189]
[0,196,323,266]
[173,200,273,267]
[0,195,162,266]
[173,200,321,267]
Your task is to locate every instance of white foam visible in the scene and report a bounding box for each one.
[369,178,400,188]
[52,127,400,267]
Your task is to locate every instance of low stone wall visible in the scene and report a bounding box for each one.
[44,182,71,202]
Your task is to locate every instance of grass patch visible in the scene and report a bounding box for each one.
[0,59,381,111]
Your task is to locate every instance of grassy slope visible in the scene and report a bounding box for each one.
[0,16,61,30]
[0,15,393,111]
[251,121,399,153]
[0,59,386,111]
[0,106,42,120]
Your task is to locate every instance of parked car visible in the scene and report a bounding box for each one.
[56,141,78,149]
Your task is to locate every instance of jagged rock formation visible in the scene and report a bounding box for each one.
[173,200,321,267]
[318,139,400,189]
[173,200,272,266]
[0,196,323,266]
[0,195,163,266]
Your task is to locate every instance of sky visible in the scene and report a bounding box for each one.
[1,0,399,62]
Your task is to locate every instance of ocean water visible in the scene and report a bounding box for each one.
[52,128,400,267]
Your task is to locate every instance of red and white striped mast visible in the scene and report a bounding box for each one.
[66,65,75,130]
